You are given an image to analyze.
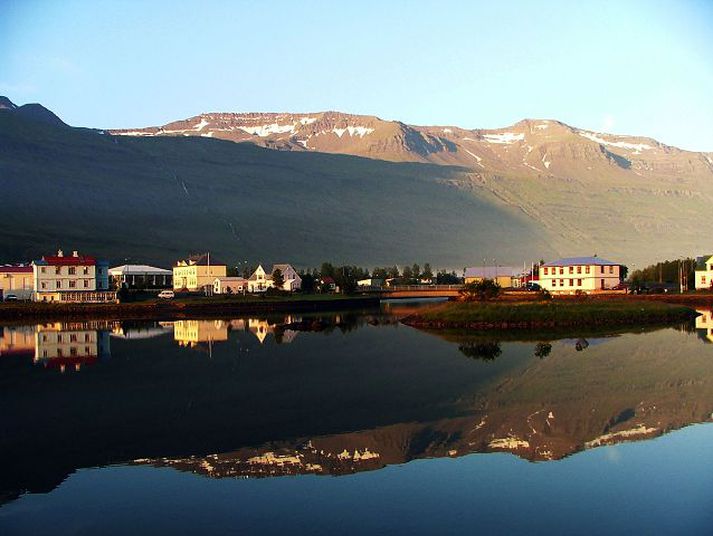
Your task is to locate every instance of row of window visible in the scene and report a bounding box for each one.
[40,280,93,289]
[41,346,93,358]
[543,265,615,276]
[41,333,93,343]
[40,266,93,275]
[552,279,584,287]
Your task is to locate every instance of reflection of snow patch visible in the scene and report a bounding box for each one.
[585,424,657,448]
[489,436,530,450]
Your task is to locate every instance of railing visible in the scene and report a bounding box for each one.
[376,285,464,292]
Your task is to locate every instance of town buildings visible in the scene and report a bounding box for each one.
[0,264,34,300]
[464,266,524,289]
[33,250,115,303]
[173,253,227,292]
[538,256,622,293]
[109,264,172,289]
[248,264,302,292]
[213,276,248,295]
[694,255,713,290]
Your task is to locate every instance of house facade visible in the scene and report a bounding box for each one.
[0,264,34,300]
[109,264,172,289]
[173,254,227,292]
[213,277,247,295]
[464,266,523,289]
[694,255,713,290]
[32,250,115,303]
[248,264,302,292]
[539,256,622,293]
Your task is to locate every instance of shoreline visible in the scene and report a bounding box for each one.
[0,295,381,323]
[401,299,700,331]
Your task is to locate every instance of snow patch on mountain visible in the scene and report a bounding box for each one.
[330,126,374,138]
[300,117,317,125]
[464,149,484,167]
[239,123,297,137]
[482,132,525,144]
[194,118,210,131]
[578,131,652,152]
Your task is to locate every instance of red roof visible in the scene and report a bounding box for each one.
[42,255,97,266]
[0,265,33,273]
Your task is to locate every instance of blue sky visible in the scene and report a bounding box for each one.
[2,0,712,151]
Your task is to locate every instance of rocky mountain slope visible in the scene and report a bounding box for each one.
[2,96,712,266]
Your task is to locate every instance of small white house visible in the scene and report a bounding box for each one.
[213,277,247,295]
[539,256,622,294]
[248,264,302,292]
[357,278,384,288]
[694,255,713,290]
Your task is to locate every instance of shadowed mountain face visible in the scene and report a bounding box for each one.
[1,310,712,500]
[2,96,713,265]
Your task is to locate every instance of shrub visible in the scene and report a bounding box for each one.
[459,279,501,301]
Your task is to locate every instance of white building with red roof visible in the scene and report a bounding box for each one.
[32,249,115,303]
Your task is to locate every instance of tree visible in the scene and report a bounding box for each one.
[422,263,433,280]
[387,265,400,279]
[320,262,335,280]
[411,264,421,280]
[300,271,316,293]
[272,268,285,290]
[402,265,413,281]
[372,267,388,279]
[458,342,502,361]
[459,279,501,301]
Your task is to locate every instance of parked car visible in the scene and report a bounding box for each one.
[157,290,175,299]
[525,282,541,291]
[4,294,18,301]
[611,282,629,291]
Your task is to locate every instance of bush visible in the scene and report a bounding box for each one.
[459,279,501,301]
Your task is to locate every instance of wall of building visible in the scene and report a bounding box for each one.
[539,264,620,293]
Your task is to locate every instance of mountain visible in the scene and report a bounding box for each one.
[1,96,712,266]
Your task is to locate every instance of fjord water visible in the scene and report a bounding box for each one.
[1,304,712,535]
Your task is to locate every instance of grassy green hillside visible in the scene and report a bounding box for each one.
[0,111,555,267]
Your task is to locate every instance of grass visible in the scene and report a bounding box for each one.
[405,299,697,329]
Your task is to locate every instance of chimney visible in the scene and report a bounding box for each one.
[57,249,64,257]
[72,250,79,257]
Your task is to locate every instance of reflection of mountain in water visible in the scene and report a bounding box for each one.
[2,312,712,502]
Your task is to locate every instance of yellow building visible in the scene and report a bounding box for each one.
[463,266,522,288]
[173,320,229,347]
[173,253,227,292]
[0,264,34,300]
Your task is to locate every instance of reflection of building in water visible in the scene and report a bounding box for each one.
[695,309,713,343]
[34,323,110,373]
[111,323,174,340]
[248,316,300,344]
[0,326,36,358]
[173,320,229,347]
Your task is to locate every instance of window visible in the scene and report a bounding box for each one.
[559,268,564,275]
[84,280,89,288]
[552,279,557,287]
[578,279,582,286]
[69,281,76,288]
[609,266,614,274]
[83,267,89,275]
[577,266,581,274]
[41,282,47,289]
[55,266,61,275]
[41,267,46,274]
[560,279,565,286]
[569,267,574,274]
[569,279,574,286]
[585,266,590,274]
[56,281,61,288]
[70,334,77,342]
[703,276,707,284]
[543,267,548,275]
[68,267,76,275]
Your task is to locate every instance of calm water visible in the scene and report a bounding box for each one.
[1,303,712,534]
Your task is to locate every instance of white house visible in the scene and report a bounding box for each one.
[213,276,247,295]
[109,264,172,289]
[694,255,713,290]
[248,264,302,292]
[539,256,622,294]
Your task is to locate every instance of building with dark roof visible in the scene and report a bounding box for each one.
[539,256,623,293]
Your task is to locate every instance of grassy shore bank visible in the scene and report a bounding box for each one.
[0,295,380,323]
[402,300,698,330]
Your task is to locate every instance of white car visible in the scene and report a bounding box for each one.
[157,290,175,299]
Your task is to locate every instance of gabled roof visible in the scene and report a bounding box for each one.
[542,256,619,267]
[38,254,97,266]
[175,253,226,267]
[464,266,522,278]
[270,263,296,274]
[695,255,713,271]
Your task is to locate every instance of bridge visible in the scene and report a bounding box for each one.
[363,285,463,299]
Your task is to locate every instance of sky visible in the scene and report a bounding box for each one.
[2,0,712,151]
